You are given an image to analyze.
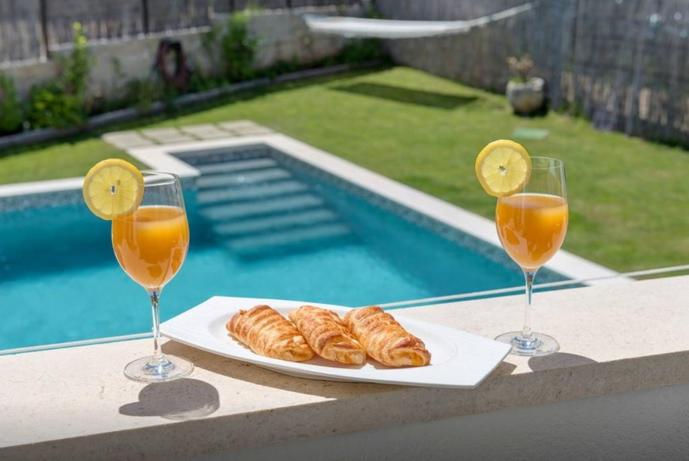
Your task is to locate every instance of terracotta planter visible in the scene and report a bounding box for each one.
[506,77,545,115]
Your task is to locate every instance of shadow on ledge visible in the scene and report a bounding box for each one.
[161,341,413,398]
[528,352,597,372]
[119,378,220,420]
[331,82,478,109]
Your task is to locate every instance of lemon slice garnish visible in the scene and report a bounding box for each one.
[475,140,532,197]
[82,159,144,220]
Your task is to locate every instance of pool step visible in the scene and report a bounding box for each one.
[193,155,353,255]
[196,180,308,205]
[223,223,351,252]
[200,194,324,221]
[212,209,339,236]
[196,158,278,175]
[196,167,291,189]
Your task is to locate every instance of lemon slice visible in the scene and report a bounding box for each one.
[82,159,144,220]
[475,140,531,197]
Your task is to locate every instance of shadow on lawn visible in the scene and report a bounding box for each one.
[331,82,478,109]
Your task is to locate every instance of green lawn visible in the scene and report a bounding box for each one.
[1,66,688,272]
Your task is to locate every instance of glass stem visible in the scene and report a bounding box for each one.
[521,270,537,340]
[148,288,164,364]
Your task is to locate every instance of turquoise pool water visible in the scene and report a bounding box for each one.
[0,146,564,350]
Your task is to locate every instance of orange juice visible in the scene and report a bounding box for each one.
[112,206,189,289]
[496,193,568,271]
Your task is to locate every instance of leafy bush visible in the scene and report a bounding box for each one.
[7,11,392,136]
[187,71,225,93]
[337,39,385,64]
[61,22,90,100]
[0,74,23,134]
[124,79,163,113]
[27,84,84,129]
[28,22,90,129]
[221,11,257,82]
[507,55,534,83]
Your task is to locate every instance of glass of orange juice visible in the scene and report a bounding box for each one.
[112,172,193,382]
[495,157,568,356]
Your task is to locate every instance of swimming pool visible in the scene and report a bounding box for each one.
[0,141,568,351]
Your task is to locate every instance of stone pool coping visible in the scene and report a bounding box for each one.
[2,275,689,459]
[0,123,621,283]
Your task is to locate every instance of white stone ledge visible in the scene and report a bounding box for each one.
[2,275,689,459]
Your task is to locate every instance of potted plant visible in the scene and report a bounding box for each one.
[506,55,546,116]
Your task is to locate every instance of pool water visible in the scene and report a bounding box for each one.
[0,146,564,350]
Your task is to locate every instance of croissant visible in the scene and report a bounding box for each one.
[226,305,314,362]
[343,306,431,367]
[289,305,366,365]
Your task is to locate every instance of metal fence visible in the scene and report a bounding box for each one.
[0,0,360,63]
[377,0,689,146]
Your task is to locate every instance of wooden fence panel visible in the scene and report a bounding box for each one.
[147,0,212,33]
[377,0,689,145]
[1,0,354,63]
[0,0,42,62]
[44,0,143,45]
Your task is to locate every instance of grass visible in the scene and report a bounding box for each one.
[0,138,144,183]
[1,66,688,272]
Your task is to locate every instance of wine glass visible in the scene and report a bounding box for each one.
[494,157,568,356]
[112,171,193,382]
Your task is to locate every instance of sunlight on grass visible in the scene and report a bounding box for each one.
[2,66,688,272]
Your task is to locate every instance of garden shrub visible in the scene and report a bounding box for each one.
[27,84,84,129]
[0,74,23,134]
[62,23,90,101]
[8,10,390,136]
[220,11,257,82]
[124,79,164,113]
[27,22,90,129]
[337,39,386,64]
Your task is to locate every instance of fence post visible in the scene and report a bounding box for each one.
[229,0,235,12]
[142,0,150,34]
[39,0,50,60]
[286,0,292,9]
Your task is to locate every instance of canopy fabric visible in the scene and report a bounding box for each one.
[303,3,533,39]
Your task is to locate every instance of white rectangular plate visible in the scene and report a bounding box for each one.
[161,297,511,389]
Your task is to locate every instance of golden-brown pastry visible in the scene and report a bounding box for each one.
[226,305,314,362]
[343,306,431,367]
[289,305,366,365]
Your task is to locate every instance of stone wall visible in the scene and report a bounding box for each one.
[375,0,566,98]
[0,8,355,100]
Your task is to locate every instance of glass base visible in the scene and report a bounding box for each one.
[495,331,560,357]
[124,354,194,383]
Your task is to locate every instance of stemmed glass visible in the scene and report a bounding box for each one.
[494,157,568,356]
[112,172,194,382]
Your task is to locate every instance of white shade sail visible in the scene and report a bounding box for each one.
[303,3,534,39]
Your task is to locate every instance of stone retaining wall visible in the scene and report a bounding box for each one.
[0,8,357,100]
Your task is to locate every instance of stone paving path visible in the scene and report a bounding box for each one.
[102,120,274,150]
